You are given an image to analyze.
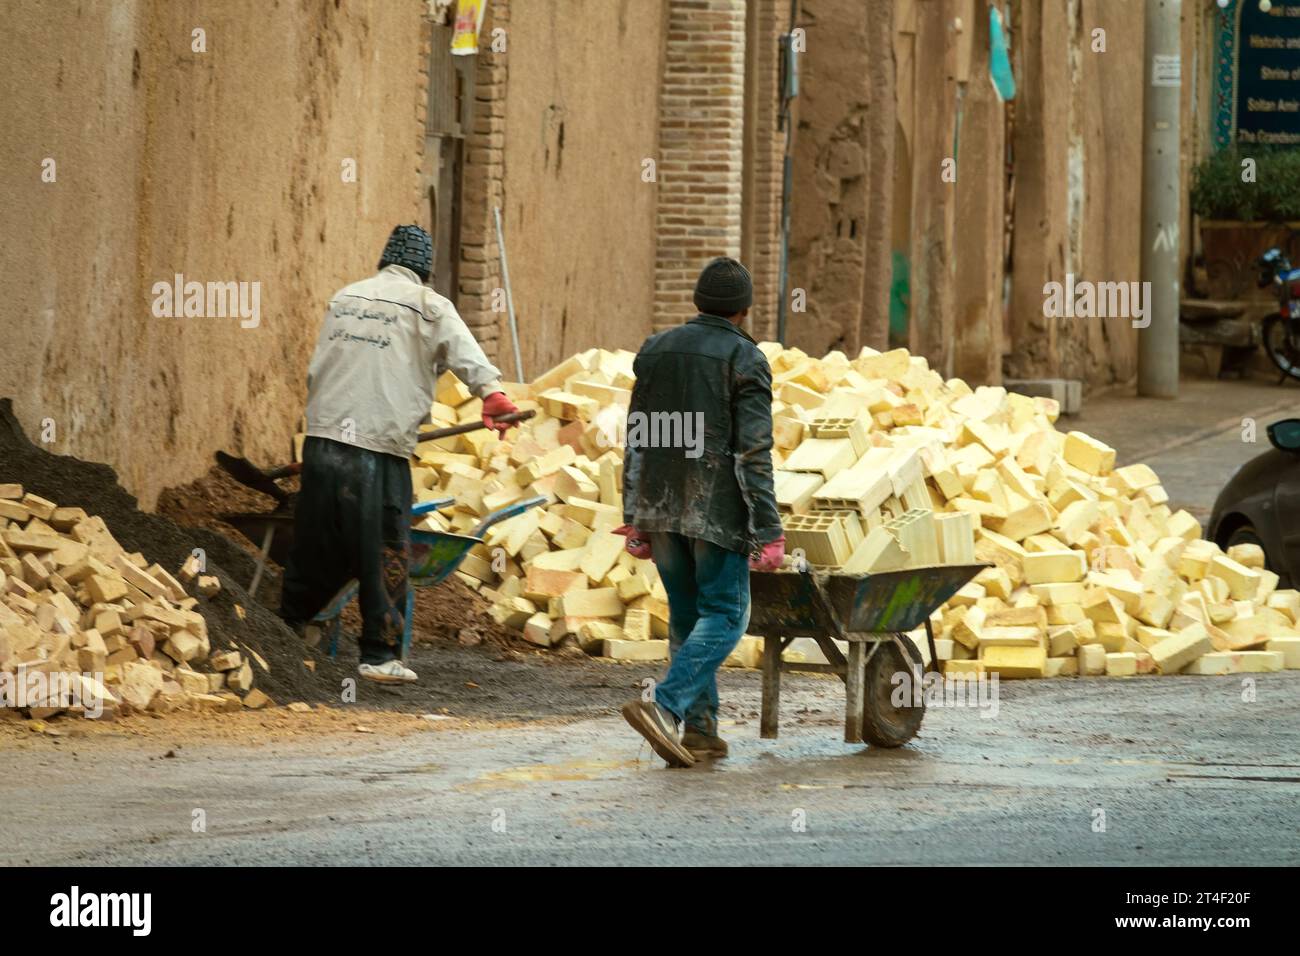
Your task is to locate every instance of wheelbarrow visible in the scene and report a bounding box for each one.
[749,562,988,748]
[311,494,549,660]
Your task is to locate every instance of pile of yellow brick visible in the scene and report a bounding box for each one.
[0,485,270,719]
[391,344,1300,679]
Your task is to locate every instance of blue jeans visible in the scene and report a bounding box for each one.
[650,533,752,735]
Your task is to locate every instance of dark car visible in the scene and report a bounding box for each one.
[1208,418,1300,587]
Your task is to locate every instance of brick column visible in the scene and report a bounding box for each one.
[742,0,790,343]
[653,0,747,333]
[457,0,508,365]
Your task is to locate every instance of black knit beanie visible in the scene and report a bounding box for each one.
[378,224,434,282]
[693,257,753,316]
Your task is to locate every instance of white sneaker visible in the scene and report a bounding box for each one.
[358,660,418,684]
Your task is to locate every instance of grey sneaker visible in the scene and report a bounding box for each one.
[359,660,418,683]
[621,699,696,767]
[682,729,728,759]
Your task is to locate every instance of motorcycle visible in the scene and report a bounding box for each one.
[1257,246,1300,383]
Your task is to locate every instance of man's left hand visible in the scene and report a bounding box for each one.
[613,524,653,560]
[482,391,520,435]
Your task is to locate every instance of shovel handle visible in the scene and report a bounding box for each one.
[417,408,535,442]
[250,410,534,481]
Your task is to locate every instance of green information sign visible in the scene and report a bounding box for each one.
[1233,2,1300,146]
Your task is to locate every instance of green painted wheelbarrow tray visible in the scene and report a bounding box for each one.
[748,563,989,749]
[313,494,549,659]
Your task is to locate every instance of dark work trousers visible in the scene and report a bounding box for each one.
[280,436,412,664]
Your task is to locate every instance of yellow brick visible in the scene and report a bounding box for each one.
[522,612,555,647]
[1076,643,1106,675]
[1183,651,1284,675]
[602,639,669,661]
[1267,589,1300,623]
[1135,592,1174,629]
[981,645,1046,679]
[1207,554,1262,602]
[1165,509,1202,541]
[1044,656,1078,678]
[436,371,473,406]
[550,588,623,619]
[977,626,1042,649]
[1226,542,1266,569]
[1266,637,1300,668]
[951,605,985,650]
[1063,431,1116,476]
[1046,603,1086,626]
[579,530,626,584]
[1104,652,1138,677]
[1022,549,1086,585]
[1149,624,1214,674]
[86,574,128,604]
[522,567,587,603]
[1030,582,1086,606]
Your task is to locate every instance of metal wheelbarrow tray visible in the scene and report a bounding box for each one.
[311,495,549,659]
[750,563,988,748]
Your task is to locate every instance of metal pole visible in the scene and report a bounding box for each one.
[493,206,525,382]
[1138,0,1182,398]
[776,0,800,346]
[777,153,792,345]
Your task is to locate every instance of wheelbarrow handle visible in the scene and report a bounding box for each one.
[470,495,550,539]
[418,409,536,442]
[412,496,456,517]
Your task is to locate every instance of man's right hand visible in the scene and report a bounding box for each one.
[749,535,785,572]
[482,390,520,435]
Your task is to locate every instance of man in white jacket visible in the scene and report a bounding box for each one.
[280,225,519,683]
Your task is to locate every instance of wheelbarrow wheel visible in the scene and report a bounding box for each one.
[860,635,925,748]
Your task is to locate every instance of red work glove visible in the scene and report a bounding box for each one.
[749,535,785,572]
[481,391,519,435]
[613,524,653,560]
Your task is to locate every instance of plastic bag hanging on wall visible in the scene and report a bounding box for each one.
[451,0,486,55]
[989,4,1016,102]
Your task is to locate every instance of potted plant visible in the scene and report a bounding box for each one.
[1192,146,1300,300]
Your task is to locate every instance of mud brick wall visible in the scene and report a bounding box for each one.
[652,0,748,333]
[742,0,792,343]
[456,0,510,367]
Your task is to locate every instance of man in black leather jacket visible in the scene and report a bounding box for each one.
[617,257,786,767]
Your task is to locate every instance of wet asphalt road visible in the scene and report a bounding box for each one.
[3,671,1297,866]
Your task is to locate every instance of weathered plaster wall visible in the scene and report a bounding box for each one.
[499,0,665,376]
[0,0,426,507]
